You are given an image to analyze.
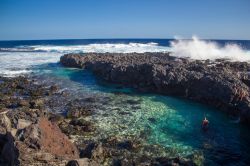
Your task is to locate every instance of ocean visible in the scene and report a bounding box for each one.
[0,39,250,165]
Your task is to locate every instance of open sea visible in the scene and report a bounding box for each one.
[1,39,250,165]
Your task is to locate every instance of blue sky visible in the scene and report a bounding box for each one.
[0,0,250,40]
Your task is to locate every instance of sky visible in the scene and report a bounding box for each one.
[0,0,250,40]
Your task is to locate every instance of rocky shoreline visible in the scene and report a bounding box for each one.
[60,53,250,125]
[0,76,197,166]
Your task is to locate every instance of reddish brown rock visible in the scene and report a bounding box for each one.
[38,117,79,159]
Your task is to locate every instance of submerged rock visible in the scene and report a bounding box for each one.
[66,99,94,118]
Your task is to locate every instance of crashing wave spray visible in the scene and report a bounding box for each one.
[170,36,250,62]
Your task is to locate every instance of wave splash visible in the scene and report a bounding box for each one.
[170,36,250,61]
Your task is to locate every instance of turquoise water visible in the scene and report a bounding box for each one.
[35,63,250,165]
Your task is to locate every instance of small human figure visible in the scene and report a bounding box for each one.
[202,117,209,131]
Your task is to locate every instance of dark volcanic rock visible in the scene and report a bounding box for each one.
[0,77,80,165]
[0,133,19,166]
[59,118,95,136]
[60,53,250,124]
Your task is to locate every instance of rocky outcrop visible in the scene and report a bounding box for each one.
[0,77,80,165]
[60,53,250,124]
[0,110,80,165]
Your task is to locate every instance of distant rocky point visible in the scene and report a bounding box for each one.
[60,53,250,124]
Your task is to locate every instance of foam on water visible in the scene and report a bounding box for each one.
[3,42,171,53]
[170,36,250,61]
[0,52,61,77]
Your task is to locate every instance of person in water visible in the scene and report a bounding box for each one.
[202,117,209,130]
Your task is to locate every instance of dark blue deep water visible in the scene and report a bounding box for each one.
[1,38,250,49]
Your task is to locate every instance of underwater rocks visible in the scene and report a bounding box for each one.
[66,99,95,119]
[60,53,250,124]
[0,76,196,166]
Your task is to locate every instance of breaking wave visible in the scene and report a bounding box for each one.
[1,42,170,53]
[170,36,250,61]
[0,52,61,77]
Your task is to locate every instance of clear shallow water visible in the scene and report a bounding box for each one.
[1,39,250,165]
[37,64,250,165]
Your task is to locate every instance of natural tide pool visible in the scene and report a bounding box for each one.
[35,63,250,165]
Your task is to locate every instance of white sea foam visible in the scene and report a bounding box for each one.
[170,36,250,61]
[0,52,61,77]
[0,69,31,77]
[3,42,171,53]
